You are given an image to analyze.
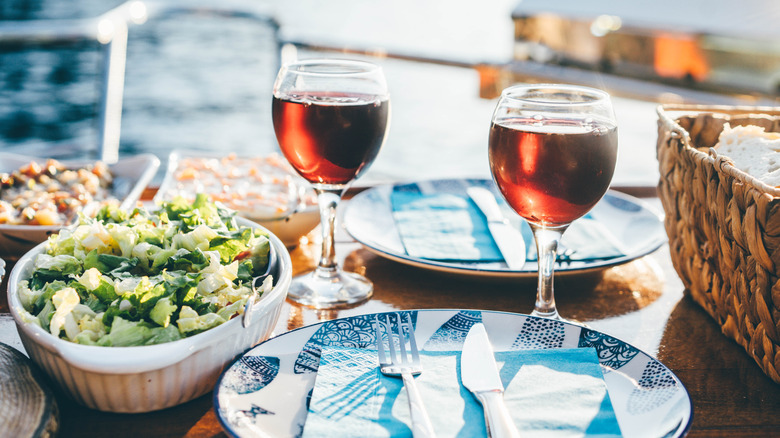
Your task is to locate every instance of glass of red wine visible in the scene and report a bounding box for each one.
[488,84,618,320]
[272,58,390,308]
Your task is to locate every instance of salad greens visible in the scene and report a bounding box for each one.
[17,194,273,346]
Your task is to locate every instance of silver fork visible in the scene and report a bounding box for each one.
[375,313,436,438]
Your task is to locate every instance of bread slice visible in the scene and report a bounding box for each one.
[715,124,780,187]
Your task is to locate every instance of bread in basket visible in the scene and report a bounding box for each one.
[657,104,780,383]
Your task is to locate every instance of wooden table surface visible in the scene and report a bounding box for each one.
[1,193,779,438]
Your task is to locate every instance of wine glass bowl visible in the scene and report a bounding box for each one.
[488,84,618,320]
[272,59,389,188]
[272,58,390,308]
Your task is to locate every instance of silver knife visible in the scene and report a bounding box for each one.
[466,186,527,270]
[461,323,520,438]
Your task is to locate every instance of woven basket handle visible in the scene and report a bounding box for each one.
[659,103,780,117]
[657,105,691,147]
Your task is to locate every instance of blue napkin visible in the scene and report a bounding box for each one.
[390,189,625,264]
[391,190,503,262]
[302,347,622,437]
[523,217,626,263]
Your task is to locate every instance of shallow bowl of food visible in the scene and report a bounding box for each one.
[0,153,160,260]
[154,150,319,247]
[247,204,320,248]
[6,204,292,413]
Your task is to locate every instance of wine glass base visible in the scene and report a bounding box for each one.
[530,309,588,327]
[530,309,561,320]
[286,269,373,309]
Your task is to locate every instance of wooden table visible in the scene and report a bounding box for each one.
[1,194,779,438]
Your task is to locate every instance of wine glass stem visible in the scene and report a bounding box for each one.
[530,224,568,320]
[314,188,343,276]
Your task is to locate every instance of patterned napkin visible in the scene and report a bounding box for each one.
[390,187,625,264]
[302,347,622,438]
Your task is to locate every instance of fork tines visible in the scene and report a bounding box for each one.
[375,312,420,375]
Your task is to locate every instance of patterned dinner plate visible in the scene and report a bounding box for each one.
[214,310,692,438]
[342,179,667,278]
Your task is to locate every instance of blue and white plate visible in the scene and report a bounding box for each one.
[214,310,692,438]
[342,179,666,278]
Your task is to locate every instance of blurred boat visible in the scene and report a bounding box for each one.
[511,0,780,96]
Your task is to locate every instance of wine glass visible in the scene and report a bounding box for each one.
[272,58,390,308]
[488,84,618,320]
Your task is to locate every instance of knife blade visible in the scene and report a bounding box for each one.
[461,323,520,438]
[466,186,527,270]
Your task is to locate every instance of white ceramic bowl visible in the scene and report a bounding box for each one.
[154,150,320,247]
[6,217,291,413]
[252,205,319,247]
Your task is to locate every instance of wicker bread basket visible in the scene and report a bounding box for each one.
[657,104,780,383]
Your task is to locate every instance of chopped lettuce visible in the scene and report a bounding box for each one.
[77,268,117,302]
[36,300,55,331]
[96,317,182,347]
[34,254,82,274]
[18,197,273,346]
[176,306,226,336]
[150,297,177,327]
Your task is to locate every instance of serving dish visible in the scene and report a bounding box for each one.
[214,309,692,438]
[0,152,160,260]
[343,178,666,278]
[6,217,292,413]
[154,150,319,247]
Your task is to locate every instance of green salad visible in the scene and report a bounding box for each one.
[16,194,272,346]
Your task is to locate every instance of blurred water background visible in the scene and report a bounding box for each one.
[1,0,279,166]
[0,0,758,187]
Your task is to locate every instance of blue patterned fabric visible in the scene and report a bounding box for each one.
[302,347,622,437]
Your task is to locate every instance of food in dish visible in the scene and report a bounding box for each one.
[15,195,273,346]
[7,212,291,413]
[0,159,115,226]
[157,153,315,220]
[716,124,780,186]
[0,153,160,262]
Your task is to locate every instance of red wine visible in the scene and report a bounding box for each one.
[272,92,389,185]
[489,117,617,226]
